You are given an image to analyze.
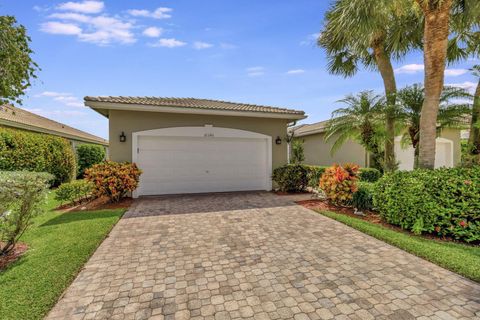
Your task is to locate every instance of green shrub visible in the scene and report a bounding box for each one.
[304,165,328,188]
[320,163,359,205]
[272,164,308,192]
[0,171,53,255]
[85,161,142,202]
[76,144,106,177]
[352,182,375,211]
[290,139,305,164]
[55,180,94,205]
[373,167,480,242]
[0,128,76,186]
[302,165,380,188]
[358,168,382,182]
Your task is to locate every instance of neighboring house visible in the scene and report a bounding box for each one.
[0,104,109,151]
[292,120,462,170]
[85,96,305,197]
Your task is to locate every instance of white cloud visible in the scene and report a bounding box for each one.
[36,91,70,97]
[43,12,135,45]
[57,1,104,14]
[395,64,425,74]
[40,21,82,35]
[36,91,85,108]
[395,64,469,77]
[127,7,172,19]
[446,81,477,94]
[286,69,305,75]
[150,38,187,48]
[444,68,469,77]
[246,66,265,77]
[49,12,91,23]
[142,27,163,38]
[193,41,213,50]
[78,16,135,45]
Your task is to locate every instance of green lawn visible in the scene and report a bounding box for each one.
[317,210,480,282]
[0,191,125,320]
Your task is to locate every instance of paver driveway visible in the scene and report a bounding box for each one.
[47,192,480,320]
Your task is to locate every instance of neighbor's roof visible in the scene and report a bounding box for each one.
[291,120,330,137]
[84,96,306,119]
[0,105,108,146]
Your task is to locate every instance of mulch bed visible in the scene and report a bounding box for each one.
[0,242,28,271]
[56,196,133,212]
[296,199,381,223]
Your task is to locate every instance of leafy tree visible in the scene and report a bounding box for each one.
[414,0,479,168]
[325,91,385,170]
[397,84,471,168]
[318,0,422,172]
[0,16,39,105]
[290,139,305,164]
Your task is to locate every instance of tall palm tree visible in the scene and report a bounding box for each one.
[397,84,471,168]
[415,0,479,168]
[467,66,480,162]
[318,0,422,172]
[325,91,385,170]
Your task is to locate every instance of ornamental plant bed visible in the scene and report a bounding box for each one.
[0,242,28,271]
[297,199,477,245]
[56,196,133,212]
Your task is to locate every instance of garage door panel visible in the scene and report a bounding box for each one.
[136,134,270,195]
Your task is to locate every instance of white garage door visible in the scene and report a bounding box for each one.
[133,127,272,196]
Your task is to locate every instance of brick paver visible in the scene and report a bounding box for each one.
[47,192,480,320]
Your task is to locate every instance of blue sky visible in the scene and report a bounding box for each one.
[3,0,478,139]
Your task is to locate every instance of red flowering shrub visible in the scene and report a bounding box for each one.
[85,161,142,202]
[319,163,359,205]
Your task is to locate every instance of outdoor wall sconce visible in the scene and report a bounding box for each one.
[119,131,126,143]
[275,136,282,145]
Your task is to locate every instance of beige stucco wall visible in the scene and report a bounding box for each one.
[299,128,462,168]
[438,127,461,166]
[299,132,368,167]
[108,110,289,169]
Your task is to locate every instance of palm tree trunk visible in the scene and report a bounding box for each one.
[468,78,480,163]
[409,128,420,169]
[417,0,453,169]
[373,44,397,172]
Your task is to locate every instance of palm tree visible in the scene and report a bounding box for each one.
[318,0,422,172]
[415,0,480,168]
[325,91,385,170]
[467,66,480,162]
[397,84,471,168]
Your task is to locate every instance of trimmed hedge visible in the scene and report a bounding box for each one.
[304,165,328,188]
[0,127,76,186]
[273,164,381,192]
[373,167,480,243]
[352,182,375,211]
[272,164,308,192]
[76,144,106,177]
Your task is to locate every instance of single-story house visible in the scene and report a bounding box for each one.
[85,96,306,197]
[0,104,109,150]
[292,120,462,170]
